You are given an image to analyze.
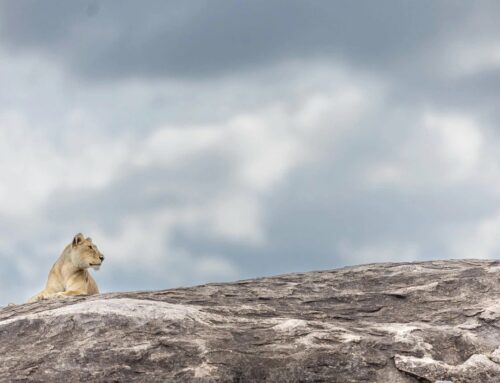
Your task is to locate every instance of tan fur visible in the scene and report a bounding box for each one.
[28,233,105,303]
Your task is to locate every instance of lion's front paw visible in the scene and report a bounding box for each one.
[28,294,45,303]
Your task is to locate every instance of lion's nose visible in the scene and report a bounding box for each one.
[99,255,104,261]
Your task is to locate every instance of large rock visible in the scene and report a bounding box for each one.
[1,259,500,382]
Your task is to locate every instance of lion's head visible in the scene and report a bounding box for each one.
[70,233,105,270]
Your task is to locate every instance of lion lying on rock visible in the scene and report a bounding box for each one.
[28,233,104,303]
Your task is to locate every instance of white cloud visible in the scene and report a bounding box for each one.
[445,40,500,77]
[295,87,367,131]
[89,212,175,265]
[0,112,62,214]
[135,125,222,167]
[224,109,305,193]
[364,110,485,190]
[423,112,483,179]
[0,111,130,215]
[365,162,403,188]
[125,74,375,247]
[206,192,265,244]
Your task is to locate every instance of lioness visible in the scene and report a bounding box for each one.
[28,233,104,303]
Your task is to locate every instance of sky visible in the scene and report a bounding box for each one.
[1,1,500,305]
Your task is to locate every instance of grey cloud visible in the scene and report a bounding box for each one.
[4,0,497,122]
[0,0,462,80]
[44,151,235,232]
[3,1,500,308]
[40,104,500,285]
[171,125,500,278]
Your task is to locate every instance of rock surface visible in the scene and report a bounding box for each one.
[1,259,500,382]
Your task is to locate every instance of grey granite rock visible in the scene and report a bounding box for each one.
[1,259,500,382]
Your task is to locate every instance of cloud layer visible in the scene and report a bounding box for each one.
[1,1,500,305]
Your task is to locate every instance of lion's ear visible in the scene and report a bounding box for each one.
[72,233,85,247]
[86,237,92,242]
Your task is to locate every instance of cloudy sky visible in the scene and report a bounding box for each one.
[1,1,500,305]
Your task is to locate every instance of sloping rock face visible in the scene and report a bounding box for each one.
[1,260,500,382]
